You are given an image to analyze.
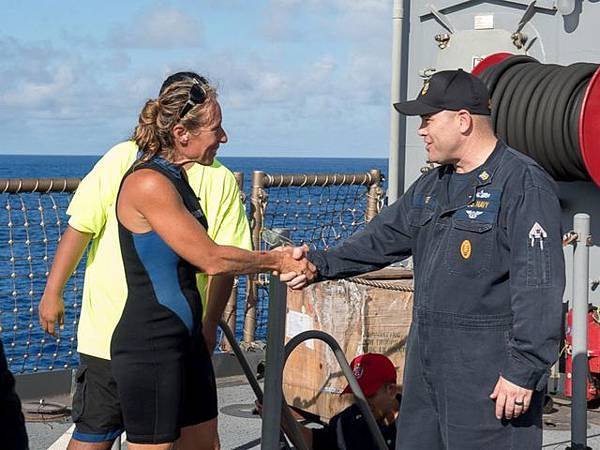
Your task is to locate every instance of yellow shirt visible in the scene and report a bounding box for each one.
[67,141,252,360]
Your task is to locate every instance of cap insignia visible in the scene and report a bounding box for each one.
[353,366,364,379]
[421,80,430,96]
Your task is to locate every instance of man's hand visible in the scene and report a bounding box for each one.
[278,245,317,290]
[489,376,533,420]
[39,292,65,336]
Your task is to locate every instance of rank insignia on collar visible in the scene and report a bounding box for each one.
[478,170,490,181]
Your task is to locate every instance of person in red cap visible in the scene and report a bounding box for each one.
[285,353,401,449]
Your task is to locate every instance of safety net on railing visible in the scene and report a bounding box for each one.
[1,180,83,373]
[1,171,384,374]
[243,170,384,344]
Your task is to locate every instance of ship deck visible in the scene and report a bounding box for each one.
[24,374,600,450]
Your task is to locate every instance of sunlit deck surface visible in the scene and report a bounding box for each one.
[24,374,600,449]
[27,375,262,450]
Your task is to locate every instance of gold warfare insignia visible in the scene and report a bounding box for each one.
[421,80,430,96]
[478,170,490,181]
[460,240,472,259]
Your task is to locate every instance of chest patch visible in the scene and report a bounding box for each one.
[460,240,472,259]
[455,188,502,223]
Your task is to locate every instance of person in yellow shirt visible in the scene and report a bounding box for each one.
[39,72,252,450]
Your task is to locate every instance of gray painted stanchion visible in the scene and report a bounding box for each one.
[261,227,293,449]
[261,276,288,449]
[219,319,308,449]
[570,213,591,450]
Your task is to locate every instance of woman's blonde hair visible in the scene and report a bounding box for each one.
[132,77,218,162]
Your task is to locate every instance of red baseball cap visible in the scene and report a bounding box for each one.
[341,353,397,397]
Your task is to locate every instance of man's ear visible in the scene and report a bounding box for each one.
[458,110,473,134]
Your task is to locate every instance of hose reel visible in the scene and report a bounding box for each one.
[472,53,600,187]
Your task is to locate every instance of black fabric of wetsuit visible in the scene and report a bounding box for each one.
[110,156,217,444]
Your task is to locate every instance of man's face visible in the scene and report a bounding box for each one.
[366,383,397,420]
[417,110,463,165]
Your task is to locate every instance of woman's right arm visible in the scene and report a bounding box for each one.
[39,226,92,335]
[118,170,314,277]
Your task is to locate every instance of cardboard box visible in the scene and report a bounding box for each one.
[283,268,414,420]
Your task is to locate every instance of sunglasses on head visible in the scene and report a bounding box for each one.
[178,79,208,120]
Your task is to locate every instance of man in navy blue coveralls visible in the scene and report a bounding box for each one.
[284,70,565,449]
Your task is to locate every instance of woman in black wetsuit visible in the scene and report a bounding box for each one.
[113,77,313,449]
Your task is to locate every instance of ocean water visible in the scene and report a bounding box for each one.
[0,154,388,184]
[0,154,388,373]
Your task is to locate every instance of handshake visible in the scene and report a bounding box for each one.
[274,245,318,290]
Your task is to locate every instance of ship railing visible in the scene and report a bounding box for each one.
[0,169,384,382]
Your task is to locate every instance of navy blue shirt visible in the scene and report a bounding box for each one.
[308,141,565,390]
[312,395,400,450]
[448,169,476,202]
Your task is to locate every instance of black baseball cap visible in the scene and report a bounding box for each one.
[394,69,491,116]
[159,71,208,95]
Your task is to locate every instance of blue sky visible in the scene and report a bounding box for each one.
[0,0,393,157]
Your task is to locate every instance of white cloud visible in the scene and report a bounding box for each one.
[107,7,204,49]
[2,66,74,109]
[0,2,393,157]
[0,36,138,125]
[266,0,389,18]
[250,0,392,116]
[264,0,390,45]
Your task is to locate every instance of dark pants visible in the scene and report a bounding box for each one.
[396,311,543,450]
[0,340,28,450]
